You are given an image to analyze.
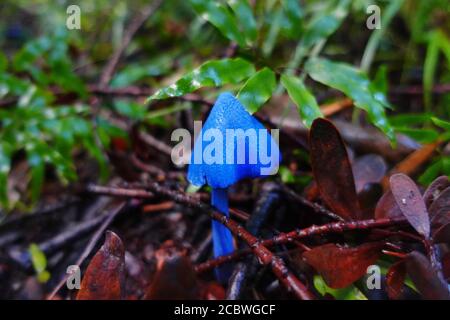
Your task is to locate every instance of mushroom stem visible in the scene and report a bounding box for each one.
[211,187,234,283]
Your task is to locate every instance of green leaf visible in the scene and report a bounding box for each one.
[261,6,283,57]
[419,158,442,185]
[389,113,431,126]
[145,103,192,122]
[432,117,450,131]
[29,243,50,283]
[149,58,255,100]
[227,0,257,44]
[237,68,276,114]
[27,153,45,204]
[114,100,147,120]
[283,0,349,79]
[0,52,7,72]
[82,137,109,182]
[424,31,440,111]
[0,143,11,208]
[360,0,404,72]
[111,57,172,88]
[29,244,47,273]
[189,0,246,47]
[281,0,303,38]
[280,74,323,127]
[370,65,392,109]
[313,275,367,300]
[305,57,395,142]
[300,0,349,50]
[395,128,439,143]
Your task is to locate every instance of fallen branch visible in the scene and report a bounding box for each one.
[196,216,407,273]
[89,182,315,300]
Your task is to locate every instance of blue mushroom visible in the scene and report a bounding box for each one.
[188,92,280,283]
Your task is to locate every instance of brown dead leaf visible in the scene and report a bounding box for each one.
[302,242,383,289]
[386,260,406,300]
[77,231,125,300]
[309,118,361,220]
[374,190,403,220]
[423,176,450,208]
[390,173,430,238]
[145,241,201,300]
[429,187,450,239]
[406,251,450,300]
[353,154,387,193]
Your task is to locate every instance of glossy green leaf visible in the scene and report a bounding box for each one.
[237,68,276,114]
[280,74,323,127]
[189,0,246,47]
[227,0,257,44]
[149,58,255,100]
[370,65,392,109]
[305,57,395,142]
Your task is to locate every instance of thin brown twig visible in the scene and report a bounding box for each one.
[88,183,315,300]
[47,201,127,300]
[195,216,408,273]
[86,184,154,198]
[99,0,163,87]
[281,185,345,221]
[84,184,408,277]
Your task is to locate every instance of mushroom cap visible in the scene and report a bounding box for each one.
[188,92,280,188]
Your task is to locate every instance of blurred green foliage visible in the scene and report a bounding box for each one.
[0,0,449,211]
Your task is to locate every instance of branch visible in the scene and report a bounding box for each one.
[88,183,315,300]
[196,216,407,273]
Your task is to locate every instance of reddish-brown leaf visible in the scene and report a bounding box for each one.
[302,242,383,289]
[389,173,430,238]
[77,231,125,300]
[434,222,450,243]
[443,252,450,282]
[374,190,402,220]
[353,154,387,193]
[309,118,361,220]
[406,251,450,300]
[423,176,450,208]
[202,282,226,300]
[386,260,406,300]
[429,187,450,240]
[145,241,201,300]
